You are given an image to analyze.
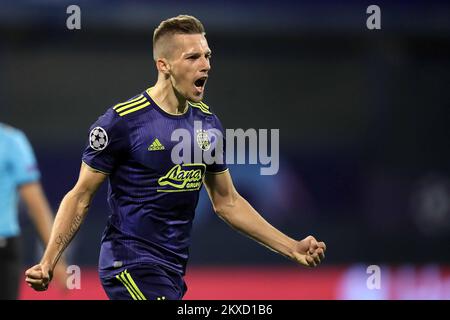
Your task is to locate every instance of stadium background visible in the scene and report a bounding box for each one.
[1,0,449,299]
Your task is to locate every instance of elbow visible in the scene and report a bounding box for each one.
[213,191,240,218]
[78,197,91,211]
[213,205,224,217]
[66,188,92,212]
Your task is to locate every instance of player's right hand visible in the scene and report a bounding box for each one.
[25,263,53,291]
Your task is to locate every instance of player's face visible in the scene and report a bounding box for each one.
[168,33,211,102]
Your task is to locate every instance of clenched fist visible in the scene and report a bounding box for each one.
[292,235,326,267]
[25,263,53,291]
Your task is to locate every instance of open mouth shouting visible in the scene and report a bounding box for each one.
[194,76,208,94]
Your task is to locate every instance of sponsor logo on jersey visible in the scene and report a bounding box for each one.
[157,163,206,192]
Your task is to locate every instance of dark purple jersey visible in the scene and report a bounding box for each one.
[82,88,227,277]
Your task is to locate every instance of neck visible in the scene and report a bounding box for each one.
[149,74,188,115]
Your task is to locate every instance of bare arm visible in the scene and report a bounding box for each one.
[204,171,326,267]
[19,182,55,246]
[20,181,69,289]
[25,162,107,290]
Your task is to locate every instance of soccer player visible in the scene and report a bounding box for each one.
[25,15,326,300]
[0,123,67,299]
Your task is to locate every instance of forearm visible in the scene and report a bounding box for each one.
[216,194,297,260]
[21,183,54,245]
[31,205,54,246]
[40,189,90,269]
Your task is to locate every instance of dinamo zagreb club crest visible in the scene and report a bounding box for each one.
[89,126,108,151]
[196,129,211,151]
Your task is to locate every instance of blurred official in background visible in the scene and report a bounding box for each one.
[0,123,67,299]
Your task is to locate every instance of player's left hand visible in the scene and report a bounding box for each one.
[292,235,326,267]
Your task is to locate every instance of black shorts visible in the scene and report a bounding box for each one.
[0,236,21,300]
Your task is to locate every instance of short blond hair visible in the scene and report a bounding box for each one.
[153,15,205,60]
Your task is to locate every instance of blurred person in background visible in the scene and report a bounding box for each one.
[25,15,326,300]
[0,122,67,299]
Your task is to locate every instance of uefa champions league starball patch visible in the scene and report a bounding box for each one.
[89,126,108,151]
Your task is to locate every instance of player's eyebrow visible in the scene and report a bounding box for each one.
[184,50,212,57]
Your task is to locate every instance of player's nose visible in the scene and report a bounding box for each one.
[201,57,210,72]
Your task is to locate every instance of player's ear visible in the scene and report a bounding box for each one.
[156,58,171,75]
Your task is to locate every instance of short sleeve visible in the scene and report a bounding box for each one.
[82,109,129,174]
[10,130,40,185]
[206,114,228,174]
